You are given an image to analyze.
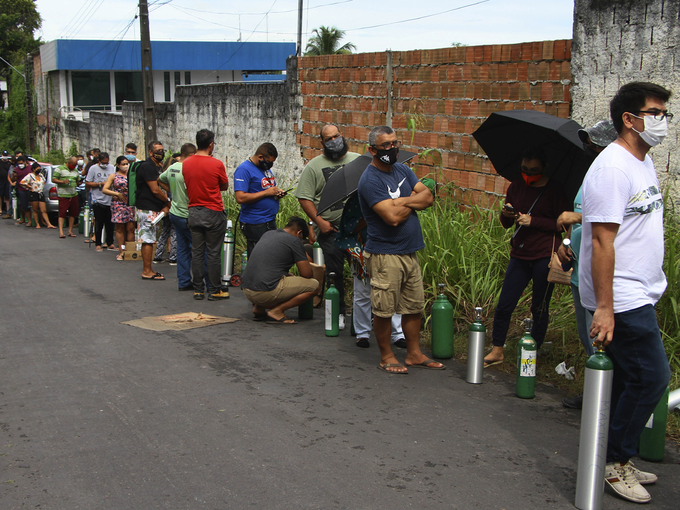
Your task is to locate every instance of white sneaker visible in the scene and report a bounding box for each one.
[627,460,658,485]
[338,314,345,330]
[604,462,651,503]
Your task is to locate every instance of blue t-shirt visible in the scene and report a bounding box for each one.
[570,187,583,287]
[357,163,425,254]
[234,159,279,224]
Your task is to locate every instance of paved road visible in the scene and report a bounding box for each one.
[1,219,678,509]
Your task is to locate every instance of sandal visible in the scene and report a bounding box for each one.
[377,363,408,375]
[142,272,165,280]
[116,254,124,261]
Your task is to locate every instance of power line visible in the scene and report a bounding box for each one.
[61,0,107,39]
[344,0,490,32]
[58,0,99,39]
[168,0,353,16]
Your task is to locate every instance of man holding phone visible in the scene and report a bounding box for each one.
[234,143,283,257]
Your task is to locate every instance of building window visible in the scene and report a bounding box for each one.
[164,71,170,102]
[71,71,110,111]
[114,72,143,110]
[185,71,191,85]
[174,71,181,87]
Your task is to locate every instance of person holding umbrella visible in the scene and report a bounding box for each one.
[483,146,570,367]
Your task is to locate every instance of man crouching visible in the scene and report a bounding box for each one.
[241,216,319,324]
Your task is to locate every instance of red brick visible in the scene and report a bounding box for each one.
[561,61,571,80]
[554,40,566,60]
[517,62,528,81]
[565,40,572,60]
[491,45,503,62]
[465,47,475,63]
[532,42,543,61]
[564,85,571,105]
[511,44,522,61]
[542,40,555,60]
[482,45,492,62]
[521,43,533,61]
[501,45,512,62]
[541,82,553,101]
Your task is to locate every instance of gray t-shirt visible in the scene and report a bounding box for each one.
[86,164,115,206]
[242,229,308,292]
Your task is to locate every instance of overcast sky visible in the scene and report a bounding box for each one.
[34,0,574,53]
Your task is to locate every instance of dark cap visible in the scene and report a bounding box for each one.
[578,120,618,147]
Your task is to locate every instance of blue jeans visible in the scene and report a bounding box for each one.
[170,213,192,288]
[571,284,595,357]
[604,304,670,463]
[492,257,554,348]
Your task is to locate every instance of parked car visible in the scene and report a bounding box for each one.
[40,163,60,220]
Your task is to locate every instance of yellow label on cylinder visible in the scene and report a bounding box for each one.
[520,348,536,377]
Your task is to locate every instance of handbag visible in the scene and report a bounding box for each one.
[547,235,573,285]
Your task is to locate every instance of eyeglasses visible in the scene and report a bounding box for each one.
[372,140,400,150]
[635,110,674,121]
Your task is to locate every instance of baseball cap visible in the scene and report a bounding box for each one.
[578,120,618,148]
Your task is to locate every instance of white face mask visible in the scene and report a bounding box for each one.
[77,159,84,166]
[17,164,25,169]
[631,114,668,147]
[99,163,108,169]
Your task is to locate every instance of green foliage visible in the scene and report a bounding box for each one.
[304,26,356,56]
[67,141,79,158]
[0,0,42,68]
[0,63,26,151]
[39,149,66,165]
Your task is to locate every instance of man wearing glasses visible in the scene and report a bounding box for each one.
[357,126,444,374]
[580,82,672,504]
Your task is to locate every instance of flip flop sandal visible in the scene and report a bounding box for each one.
[406,358,446,370]
[59,234,66,239]
[252,314,267,321]
[142,272,165,280]
[484,359,504,368]
[377,363,408,374]
[265,316,297,324]
[116,254,124,261]
[68,233,77,237]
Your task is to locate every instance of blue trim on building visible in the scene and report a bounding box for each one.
[43,40,295,72]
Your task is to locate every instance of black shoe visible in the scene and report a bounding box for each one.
[153,258,165,263]
[208,290,230,301]
[179,285,194,291]
[356,337,370,348]
[393,338,407,349]
[562,394,583,409]
[194,292,204,300]
[168,260,177,266]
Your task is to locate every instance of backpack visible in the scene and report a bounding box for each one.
[127,160,142,207]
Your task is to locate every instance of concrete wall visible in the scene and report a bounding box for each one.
[571,0,680,192]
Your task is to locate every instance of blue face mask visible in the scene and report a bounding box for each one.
[125,154,135,162]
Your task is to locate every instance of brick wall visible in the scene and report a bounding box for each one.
[297,40,572,208]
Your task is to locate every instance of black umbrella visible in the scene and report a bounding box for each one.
[316,150,417,216]
[472,110,589,202]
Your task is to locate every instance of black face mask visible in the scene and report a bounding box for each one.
[323,137,348,160]
[258,158,273,171]
[153,150,164,162]
[375,147,399,166]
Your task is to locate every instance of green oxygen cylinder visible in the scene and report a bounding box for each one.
[516,318,537,399]
[78,207,85,234]
[325,271,339,337]
[431,283,454,359]
[638,386,670,462]
[575,343,614,510]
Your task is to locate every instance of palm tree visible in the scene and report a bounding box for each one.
[304,26,356,56]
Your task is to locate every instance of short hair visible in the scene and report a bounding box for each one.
[125,142,137,151]
[172,152,181,159]
[368,126,394,146]
[520,146,548,169]
[147,140,162,151]
[255,142,278,159]
[180,143,197,158]
[92,148,100,153]
[31,161,41,171]
[16,155,26,162]
[286,216,308,239]
[98,152,110,162]
[195,129,214,150]
[77,154,84,158]
[610,82,672,134]
[115,155,128,166]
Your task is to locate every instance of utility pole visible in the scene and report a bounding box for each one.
[139,0,157,150]
[296,0,303,56]
[25,53,35,153]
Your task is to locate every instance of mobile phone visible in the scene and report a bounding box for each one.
[503,204,515,212]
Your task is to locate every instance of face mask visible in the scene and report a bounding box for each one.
[153,150,164,162]
[375,147,399,166]
[522,173,542,186]
[125,154,135,161]
[34,167,41,173]
[257,158,273,171]
[68,164,77,170]
[89,155,94,161]
[17,164,25,169]
[631,114,668,147]
[77,159,84,167]
[119,163,129,172]
[100,163,108,169]
[323,137,346,159]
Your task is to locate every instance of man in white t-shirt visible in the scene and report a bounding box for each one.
[579,82,672,504]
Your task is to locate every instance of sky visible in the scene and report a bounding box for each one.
[34,0,575,54]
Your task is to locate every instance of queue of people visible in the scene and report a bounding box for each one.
[1,80,672,506]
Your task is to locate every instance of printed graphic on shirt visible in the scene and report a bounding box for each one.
[626,185,663,216]
[387,177,406,199]
[321,164,344,211]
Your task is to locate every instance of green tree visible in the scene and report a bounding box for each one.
[304,26,356,56]
[0,0,42,65]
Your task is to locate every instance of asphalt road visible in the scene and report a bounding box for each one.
[1,218,679,510]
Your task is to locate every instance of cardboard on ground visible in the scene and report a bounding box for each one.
[122,312,239,331]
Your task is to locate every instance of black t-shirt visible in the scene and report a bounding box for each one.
[0,160,11,179]
[241,229,308,291]
[136,157,165,212]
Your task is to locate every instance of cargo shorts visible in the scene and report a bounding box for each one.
[244,276,319,309]
[364,251,425,318]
